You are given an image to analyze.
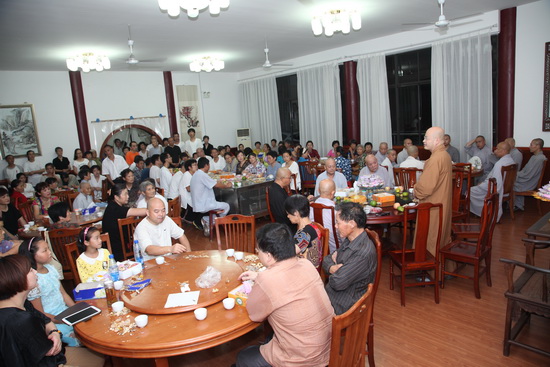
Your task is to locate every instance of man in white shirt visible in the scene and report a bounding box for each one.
[190,157,232,236]
[173,132,186,151]
[397,138,413,165]
[314,158,348,196]
[209,148,225,171]
[168,169,183,200]
[133,197,191,261]
[375,142,389,164]
[101,145,129,185]
[358,154,393,188]
[23,150,44,186]
[146,135,163,158]
[180,159,198,225]
[381,149,398,186]
[399,146,425,170]
[184,128,202,156]
[159,153,173,194]
[73,182,94,210]
[149,154,162,187]
[309,179,338,253]
[3,155,22,182]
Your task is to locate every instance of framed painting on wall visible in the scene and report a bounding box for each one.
[0,104,41,158]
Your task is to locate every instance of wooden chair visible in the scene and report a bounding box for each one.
[298,161,318,195]
[451,166,471,222]
[215,214,255,253]
[513,158,547,215]
[328,284,374,367]
[265,187,275,223]
[117,217,142,260]
[501,163,518,220]
[389,202,442,306]
[101,180,110,201]
[290,173,298,194]
[48,227,82,285]
[66,191,79,211]
[310,202,340,250]
[64,233,113,285]
[500,258,550,358]
[393,167,422,191]
[313,222,330,283]
[365,228,383,367]
[208,209,224,241]
[171,216,182,228]
[155,187,165,197]
[522,237,550,266]
[167,197,181,217]
[19,199,34,222]
[440,190,499,299]
[452,178,496,240]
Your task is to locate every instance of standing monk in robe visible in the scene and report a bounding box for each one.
[513,138,547,211]
[414,127,453,257]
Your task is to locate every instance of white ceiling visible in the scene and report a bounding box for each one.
[0,0,537,73]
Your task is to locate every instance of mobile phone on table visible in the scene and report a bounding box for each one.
[61,305,101,326]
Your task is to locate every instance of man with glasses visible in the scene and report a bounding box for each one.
[268,168,295,232]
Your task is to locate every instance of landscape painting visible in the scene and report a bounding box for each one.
[0,104,41,158]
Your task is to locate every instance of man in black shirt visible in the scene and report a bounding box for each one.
[268,168,296,233]
[164,137,182,167]
[52,147,71,186]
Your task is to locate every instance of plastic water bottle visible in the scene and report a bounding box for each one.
[133,240,144,266]
[108,254,119,281]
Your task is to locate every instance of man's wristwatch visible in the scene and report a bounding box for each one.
[48,329,63,338]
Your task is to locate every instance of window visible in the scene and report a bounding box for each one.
[276,74,299,144]
[386,48,432,146]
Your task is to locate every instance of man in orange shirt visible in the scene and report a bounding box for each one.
[125,141,140,166]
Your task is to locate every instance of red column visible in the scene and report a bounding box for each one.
[163,71,178,135]
[343,61,360,143]
[497,7,516,142]
[68,71,91,151]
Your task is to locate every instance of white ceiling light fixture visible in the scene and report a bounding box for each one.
[158,0,230,18]
[66,53,111,72]
[190,56,225,72]
[311,8,361,37]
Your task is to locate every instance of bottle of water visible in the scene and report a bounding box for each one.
[108,254,119,282]
[133,240,144,266]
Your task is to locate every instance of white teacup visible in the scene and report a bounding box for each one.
[113,280,124,290]
[135,314,148,328]
[28,221,35,226]
[155,256,165,265]
[226,248,235,257]
[194,307,207,320]
[111,301,124,313]
[23,224,30,230]
[223,298,235,310]
[96,211,104,217]
[234,251,244,261]
[38,226,46,232]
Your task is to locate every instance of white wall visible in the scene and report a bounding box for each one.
[514,0,550,146]
[0,71,78,178]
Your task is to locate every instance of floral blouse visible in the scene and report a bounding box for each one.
[31,196,60,216]
[335,156,352,181]
[244,161,266,176]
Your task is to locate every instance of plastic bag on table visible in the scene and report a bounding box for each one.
[195,266,221,288]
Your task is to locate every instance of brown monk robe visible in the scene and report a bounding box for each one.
[413,127,453,256]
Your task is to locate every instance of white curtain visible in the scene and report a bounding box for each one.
[239,77,282,145]
[297,64,342,156]
[431,33,493,162]
[356,54,392,147]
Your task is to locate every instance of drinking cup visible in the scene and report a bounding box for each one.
[112,301,124,313]
[28,221,35,226]
[155,256,165,265]
[194,308,207,320]
[234,251,244,261]
[223,298,235,310]
[226,248,235,257]
[113,280,124,290]
[135,314,148,328]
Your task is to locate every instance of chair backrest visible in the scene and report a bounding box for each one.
[476,191,499,257]
[451,168,471,214]
[365,229,383,303]
[155,187,165,197]
[289,173,297,194]
[265,187,275,222]
[100,233,113,253]
[170,216,183,244]
[501,164,518,199]
[117,216,142,260]
[329,283,374,367]
[66,191,79,211]
[167,197,181,217]
[298,161,317,190]
[101,180,110,201]
[487,177,497,197]
[48,227,82,277]
[312,222,330,282]
[394,167,422,191]
[310,202,340,250]
[215,214,256,253]
[64,241,81,285]
[403,202,443,262]
[19,200,34,222]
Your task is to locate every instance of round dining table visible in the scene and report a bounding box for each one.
[74,250,259,367]
[18,209,104,240]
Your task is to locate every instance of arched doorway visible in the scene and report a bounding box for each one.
[99,124,162,158]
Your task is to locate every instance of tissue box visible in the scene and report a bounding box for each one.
[228,285,250,307]
[73,282,105,301]
[372,193,395,207]
[118,261,143,280]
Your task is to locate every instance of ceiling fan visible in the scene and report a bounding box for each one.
[124,25,165,65]
[402,0,480,31]
[262,41,292,69]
